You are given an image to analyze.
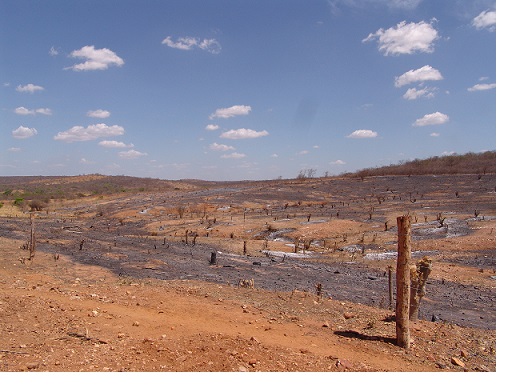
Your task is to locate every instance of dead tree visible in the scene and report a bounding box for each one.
[409,256,432,321]
[396,215,411,349]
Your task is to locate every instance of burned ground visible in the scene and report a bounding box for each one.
[0,173,496,372]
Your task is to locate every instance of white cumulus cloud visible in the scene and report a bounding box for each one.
[14,106,52,115]
[467,83,496,92]
[209,142,235,151]
[221,152,246,159]
[472,10,496,31]
[36,108,52,115]
[14,107,34,115]
[16,83,44,93]
[403,87,436,100]
[346,129,378,138]
[162,36,221,54]
[205,124,220,131]
[209,105,251,119]
[118,149,147,159]
[87,109,111,118]
[98,140,134,148]
[54,123,125,142]
[330,159,346,165]
[395,65,443,87]
[220,128,269,140]
[66,45,124,71]
[363,20,439,55]
[413,112,449,127]
[12,126,38,139]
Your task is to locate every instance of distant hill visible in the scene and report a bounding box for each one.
[0,174,198,203]
[346,151,495,178]
[0,151,496,206]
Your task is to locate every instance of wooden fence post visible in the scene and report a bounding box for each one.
[29,213,36,262]
[388,265,393,309]
[396,215,411,349]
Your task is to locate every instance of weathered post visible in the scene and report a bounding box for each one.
[209,251,217,265]
[29,213,36,262]
[396,215,411,349]
[243,240,247,255]
[388,265,393,309]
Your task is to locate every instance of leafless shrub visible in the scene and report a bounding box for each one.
[29,200,45,211]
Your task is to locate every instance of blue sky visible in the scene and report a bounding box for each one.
[0,0,497,181]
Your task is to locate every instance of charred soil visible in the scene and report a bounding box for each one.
[0,174,496,372]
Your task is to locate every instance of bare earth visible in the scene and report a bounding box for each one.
[0,174,496,373]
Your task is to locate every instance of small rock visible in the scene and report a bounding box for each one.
[117,333,126,338]
[238,365,248,372]
[451,357,465,368]
[343,312,355,319]
[322,321,330,328]
[26,362,39,370]
[248,359,257,366]
[460,350,468,358]
[132,321,140,327]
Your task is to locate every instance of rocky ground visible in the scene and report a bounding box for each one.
[0,174,497,375]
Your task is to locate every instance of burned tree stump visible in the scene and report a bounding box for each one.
[396,215,411,349]
[209,251,217,265]
[409,256,432,321]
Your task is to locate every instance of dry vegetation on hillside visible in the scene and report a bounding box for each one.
[348,151,495,178]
